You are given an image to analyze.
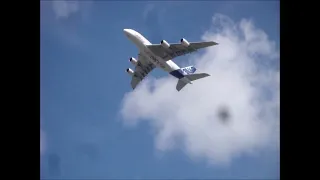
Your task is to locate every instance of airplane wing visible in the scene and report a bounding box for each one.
[146,41,218,61]
[130,53,156,89]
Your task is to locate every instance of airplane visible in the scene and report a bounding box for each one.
[123,29,218,91]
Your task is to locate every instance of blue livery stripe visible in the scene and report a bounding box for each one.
[180,66,197,74]
[170,69,185,79]
[170,66,197,79]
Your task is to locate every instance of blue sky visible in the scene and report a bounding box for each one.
[40,1,279,179]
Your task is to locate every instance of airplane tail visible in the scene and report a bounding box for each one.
[176,79,188,91]
[180,66,197,75]
[176,72,210,91]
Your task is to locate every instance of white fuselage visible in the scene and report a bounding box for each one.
[123,29,181,73]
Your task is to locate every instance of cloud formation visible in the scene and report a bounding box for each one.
[120,14,279,165]
[52,0,79,19]
[142,4,155,20]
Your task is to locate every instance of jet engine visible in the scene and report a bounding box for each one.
[160,40,170,48]
[180,38,190,47]
[129,57,138,65]
[126,68,134,76]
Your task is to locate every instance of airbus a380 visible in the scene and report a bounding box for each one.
[124,29,218,91]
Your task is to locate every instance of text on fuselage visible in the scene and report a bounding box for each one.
[145,50,165,68]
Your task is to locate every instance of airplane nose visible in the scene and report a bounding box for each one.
[123,29,130,35]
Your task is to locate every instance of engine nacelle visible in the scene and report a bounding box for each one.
[126,68,134,76]
[160,40,170,48]
[129,57,138,65]
[180,38,190,47]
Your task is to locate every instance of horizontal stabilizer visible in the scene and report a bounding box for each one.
[185,73,210,81]
[176,79,188,91]
[176,73,210,91]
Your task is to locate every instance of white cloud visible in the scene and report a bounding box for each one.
[120,14,279,166]
[52,0,79,19]
[40,129,46,155]
[143,4,155,20]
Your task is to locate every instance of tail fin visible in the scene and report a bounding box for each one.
[176,73,210,91]
[180,66,197,75]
